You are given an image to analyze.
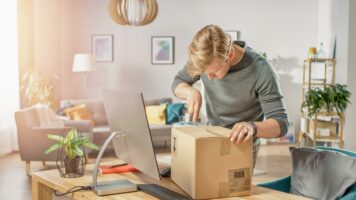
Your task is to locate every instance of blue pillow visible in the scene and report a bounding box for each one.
[166,103,185,124]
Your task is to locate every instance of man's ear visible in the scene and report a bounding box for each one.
[228,46,235,59]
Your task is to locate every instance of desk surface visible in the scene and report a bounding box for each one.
[32,161,310,200]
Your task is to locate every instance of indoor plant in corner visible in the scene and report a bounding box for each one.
[45,128,99,178]
[301,84,351,117]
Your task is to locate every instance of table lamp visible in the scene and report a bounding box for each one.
[72,53,97,87]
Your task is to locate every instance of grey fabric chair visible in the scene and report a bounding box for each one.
[15,107,92,175]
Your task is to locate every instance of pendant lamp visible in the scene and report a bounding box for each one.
[108,0,159,26]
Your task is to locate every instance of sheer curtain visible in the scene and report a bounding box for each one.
[0,1,20,156]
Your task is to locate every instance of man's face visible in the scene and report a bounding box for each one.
[204,59,230,80]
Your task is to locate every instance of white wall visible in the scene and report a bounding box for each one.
[45,0,318,135]
[318,0,349,84]
[318,0,355,150]
[345,0,356,151]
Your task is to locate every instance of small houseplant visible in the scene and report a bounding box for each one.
[45,128,99,177]
[301,84,351,117]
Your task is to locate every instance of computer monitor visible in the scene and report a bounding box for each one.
[102,89,161,181]
[92,90,161,195]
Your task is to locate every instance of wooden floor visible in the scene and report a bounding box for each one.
[0,144,293,200]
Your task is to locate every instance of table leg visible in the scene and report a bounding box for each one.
[32,176,53,200]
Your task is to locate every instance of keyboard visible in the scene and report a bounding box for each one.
[137,184,192,200]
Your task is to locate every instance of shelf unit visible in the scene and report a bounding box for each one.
[298,58,344,148]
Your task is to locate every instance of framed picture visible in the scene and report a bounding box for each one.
[225,30,241,41]
[151,36,174,64]
[92,34,113,62]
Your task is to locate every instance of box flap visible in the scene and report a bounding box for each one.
[173,126,231,139]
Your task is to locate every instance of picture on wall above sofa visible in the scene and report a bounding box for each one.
[92,34,113,62]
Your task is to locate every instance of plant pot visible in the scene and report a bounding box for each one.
[57,154,87,178]
[64,156,81,174]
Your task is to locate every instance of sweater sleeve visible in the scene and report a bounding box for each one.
[171,62,200,96]
[255,61,289,137]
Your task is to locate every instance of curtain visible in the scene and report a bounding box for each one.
[0,1,21,156]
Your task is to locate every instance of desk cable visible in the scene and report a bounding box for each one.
[54,185,92,196]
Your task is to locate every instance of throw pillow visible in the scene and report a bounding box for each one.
[289,147,356,200]
[166,103,185,124]
[145,104,167,125]
[56,101,75,116]
[64,104,95,126]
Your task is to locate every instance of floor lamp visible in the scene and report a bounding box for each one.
[72,53,97,88]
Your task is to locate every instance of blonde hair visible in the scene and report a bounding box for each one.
[188,24,232,77]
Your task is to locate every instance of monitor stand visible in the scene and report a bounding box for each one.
[92,131,138,196]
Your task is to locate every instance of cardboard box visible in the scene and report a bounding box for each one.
[171,126,252,199]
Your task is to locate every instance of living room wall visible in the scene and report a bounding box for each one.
[34,0,320,137]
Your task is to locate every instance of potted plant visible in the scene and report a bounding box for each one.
[45,128,99,177]
[301,84,351,117]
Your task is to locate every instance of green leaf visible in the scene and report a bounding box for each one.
[44,143,63,154]
[72,146,84,157]
[47,134,64,142]
[82,142,100,150]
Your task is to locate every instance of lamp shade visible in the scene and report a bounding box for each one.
[72,54,97,72]
[108,0,158,26]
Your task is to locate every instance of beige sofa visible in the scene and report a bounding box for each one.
[60,98,172,148]
[15,107,93,175]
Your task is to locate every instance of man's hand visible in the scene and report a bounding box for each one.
[229,122,255,144]
[186,87,202,122]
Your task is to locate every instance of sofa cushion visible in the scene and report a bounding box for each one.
[34,104,65,128]
[57,101,75,116]
[64,104,95,126]
[289,147,356,200]
[145,104,167,125]
[166,103,185,124]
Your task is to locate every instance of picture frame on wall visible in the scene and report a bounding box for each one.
[151,36,174,65]
[225,30,241,41]
[92,34,113,62]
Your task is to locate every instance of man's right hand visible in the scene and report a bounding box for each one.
[174,82,202,122]
[186,87,202,122]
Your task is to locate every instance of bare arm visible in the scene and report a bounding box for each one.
[174,82,194,100]
[254,118,281,138]
[174,82,202,122]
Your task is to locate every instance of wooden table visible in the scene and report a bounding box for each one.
[32,161,310,200]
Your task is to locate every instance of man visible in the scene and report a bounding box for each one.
[171,24,288,167]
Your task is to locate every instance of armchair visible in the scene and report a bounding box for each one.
[15,106,92,175]
[257,147,356,200]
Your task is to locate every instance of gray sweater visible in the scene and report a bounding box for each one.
[172,41,288,136]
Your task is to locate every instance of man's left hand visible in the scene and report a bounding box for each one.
[229,122,254,144]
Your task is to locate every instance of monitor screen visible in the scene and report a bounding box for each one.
[102,90,161,180]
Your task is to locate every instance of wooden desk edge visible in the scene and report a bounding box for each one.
[31,168,310,200]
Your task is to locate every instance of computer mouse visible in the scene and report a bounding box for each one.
[160,167,171,177]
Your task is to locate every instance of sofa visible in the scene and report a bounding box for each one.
[59,97,173,148]
[15,106,93,175]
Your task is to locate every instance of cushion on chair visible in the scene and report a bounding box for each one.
[289,147,356,200]
[145,104,167,125]
[64,104,95,126]
[166,103,185,124]
[56,101,75,116]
